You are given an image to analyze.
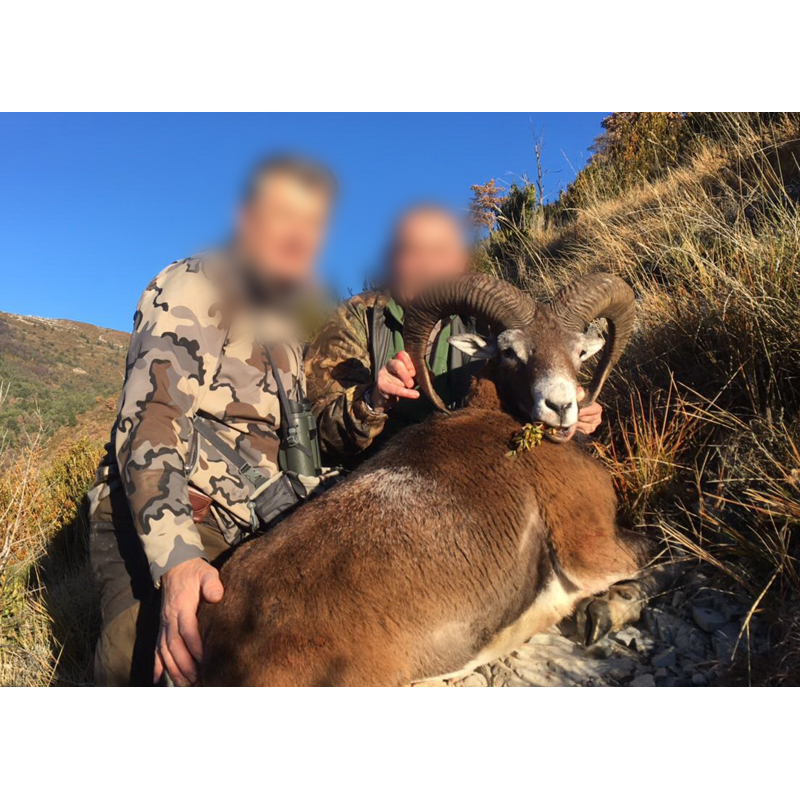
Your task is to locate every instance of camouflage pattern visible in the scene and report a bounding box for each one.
[305,291,390,458]
[88,251,305,586]
[305,290,476,460]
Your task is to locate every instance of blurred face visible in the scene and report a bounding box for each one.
[237,171,332,286]
[389,210,469,306]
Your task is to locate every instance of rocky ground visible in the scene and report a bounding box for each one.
[421,568,766,687]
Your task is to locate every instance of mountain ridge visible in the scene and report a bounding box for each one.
[0,310,129,449]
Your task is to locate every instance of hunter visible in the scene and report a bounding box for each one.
[88,156,336,686]
[305,204,605,463]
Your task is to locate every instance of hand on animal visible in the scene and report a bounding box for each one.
[154,557,224,686]
[576,387,603,435]
[371,350,420,410]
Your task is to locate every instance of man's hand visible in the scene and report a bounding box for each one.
[576,387,603,435]
[370,350,419,411]
[154,557,224,686]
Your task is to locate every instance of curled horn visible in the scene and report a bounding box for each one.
[549,273,635,407]
[403,274,537,412]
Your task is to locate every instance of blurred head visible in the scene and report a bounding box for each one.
[236,155,337,287]
[387,204,470,307]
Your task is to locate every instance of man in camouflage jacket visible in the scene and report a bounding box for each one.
[306,205,605,464]
[88,157,336,686]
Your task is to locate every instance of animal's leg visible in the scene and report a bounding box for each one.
[576,562,680,645]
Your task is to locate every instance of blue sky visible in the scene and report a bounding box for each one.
[0,113,606,331]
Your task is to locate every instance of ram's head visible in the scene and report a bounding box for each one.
[403,273,635,442]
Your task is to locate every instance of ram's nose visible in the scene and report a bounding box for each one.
[533,378,579,429]
[540,397,578,428]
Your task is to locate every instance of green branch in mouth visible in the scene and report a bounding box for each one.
[506,423,546,458]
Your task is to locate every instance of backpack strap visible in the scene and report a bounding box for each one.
[447,315,480,409]
[368,301,394,381]
[193,414,313,533]
[264,345,305,454]
[448,315,478,370]
[192,415,269,490]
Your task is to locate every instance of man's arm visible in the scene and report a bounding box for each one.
[115,260,227,585]
[116,260,228,685]
[305,297,391,457]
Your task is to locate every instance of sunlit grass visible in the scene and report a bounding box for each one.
[481,113,800,682]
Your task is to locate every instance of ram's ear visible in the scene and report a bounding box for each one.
[448,333,498,359]
[579,331,606,361]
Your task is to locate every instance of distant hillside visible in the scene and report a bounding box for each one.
[0,312,128,449]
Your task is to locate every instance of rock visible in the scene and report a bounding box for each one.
[714,597,745,622]
[712,623,741,664]
[611,626,655,655]
[631,673,656,687]
[675,626,710,658]
[647,609,709,657]
[612,627,639,649]
[460,673,488,688]
[691,672,708,686]
[504,674,535,688]
[490,664,514,686]
[585,640,616,659]
[500,631,647,687]
[664,676,691,687]
[599,657,639,683]
[680,658,697,674]
[652,649,677,670]
[692,606,727,633]
[644,609,684,642]
[693,589,745,622]
[671,590,686,609]
[611,625,655,653]
[655,668,668,679]
[688,571,710,588]
[634,630,655,653]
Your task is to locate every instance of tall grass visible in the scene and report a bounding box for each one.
[0,411,101,686]
[482,113,800,681]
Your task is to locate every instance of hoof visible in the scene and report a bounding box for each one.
[579,582,646,646]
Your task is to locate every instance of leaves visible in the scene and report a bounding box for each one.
[506,423,545,459]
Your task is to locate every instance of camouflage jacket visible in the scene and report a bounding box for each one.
[305,290,477,462]
[89,252,304,585]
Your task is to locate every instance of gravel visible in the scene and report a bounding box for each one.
[446,567,764,688]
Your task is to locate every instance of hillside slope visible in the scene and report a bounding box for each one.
[0,312,128,448]
[479,112,800,684]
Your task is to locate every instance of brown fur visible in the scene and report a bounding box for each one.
[198,376,651,686]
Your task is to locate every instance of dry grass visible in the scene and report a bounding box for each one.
[0,410,102,686]
[483,113,800,682]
